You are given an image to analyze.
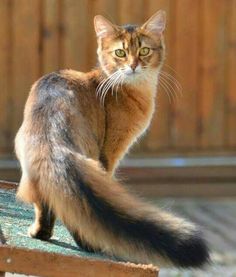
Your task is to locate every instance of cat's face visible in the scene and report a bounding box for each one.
[94,11,166,84]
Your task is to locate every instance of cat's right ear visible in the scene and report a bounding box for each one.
[141,10,166,35]
[94,15,118,38]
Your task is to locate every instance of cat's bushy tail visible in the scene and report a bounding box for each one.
[27,150,210,268]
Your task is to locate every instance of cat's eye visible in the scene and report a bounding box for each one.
[139,47,150,56]
[115,49,126,58]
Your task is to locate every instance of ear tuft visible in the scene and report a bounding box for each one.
[141,10,166,35]
[94,15,118,38]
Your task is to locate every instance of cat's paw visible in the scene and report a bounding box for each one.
[28,223,52,241]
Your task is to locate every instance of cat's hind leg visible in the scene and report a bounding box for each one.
[15,127,56,240]
[28,201,55,241]
[17,178,56,241]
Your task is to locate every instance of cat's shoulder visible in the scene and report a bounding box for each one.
[32,69,90,94]
[35,69,98,90]
[28,69,99,107]
[35,69,85,87]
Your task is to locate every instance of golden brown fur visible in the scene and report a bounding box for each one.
[15,11,209,267]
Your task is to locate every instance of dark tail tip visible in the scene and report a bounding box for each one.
[172,231,210,268]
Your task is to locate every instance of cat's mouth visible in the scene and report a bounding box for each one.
[125,71,140,76]
[124,66,142,77]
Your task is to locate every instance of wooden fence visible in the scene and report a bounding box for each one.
[0,0,236,158]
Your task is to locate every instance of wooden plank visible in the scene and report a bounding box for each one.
[171,0,199,148]
[199,0,226,148]
[61,0,91,71]
[93,0,119,23]
[226,0,236,147]
[0,168,20,183]
[144,0,172,151]
[0,180,17,190]
[11,0,41,136]
[121,156,236,168]
[0,223,6,276]
[0,0,11,155]
[121,160,236,184]
[42,0,60,74]
[0,246,158,277]
[197,204,236,248]
[204,204,236,229]
[2,154,236,191]
[118,0,145,24]
[129,183,236,198]
[0,186,158,276]
[174,202,236,253]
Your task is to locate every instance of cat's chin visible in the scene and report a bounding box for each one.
[125,73,141,81]
[124,74,143,85]
[124,76,152,90]
[125,69,158,83]
[123,69,159,94]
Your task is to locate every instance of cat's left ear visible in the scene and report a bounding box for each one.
[94,15,119,38]
[141,10,166,35]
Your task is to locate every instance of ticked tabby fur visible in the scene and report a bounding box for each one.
[15,11,209,267]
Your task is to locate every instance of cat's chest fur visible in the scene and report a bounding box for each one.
[99,81,157,172]
[105,82,156,141]
[103,81,155,149]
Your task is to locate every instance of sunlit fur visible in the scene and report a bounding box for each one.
[96,24,165,105]
[15,11,209,268]
[98,25,164,73]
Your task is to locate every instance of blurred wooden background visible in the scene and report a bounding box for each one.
[0,0,236,159]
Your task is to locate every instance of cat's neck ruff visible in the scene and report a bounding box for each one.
[123,69,159,97]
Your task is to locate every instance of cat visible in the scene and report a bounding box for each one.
[15,11,209,267]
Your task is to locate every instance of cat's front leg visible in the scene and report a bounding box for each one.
[99,139,129,176]
[29,202,55,241]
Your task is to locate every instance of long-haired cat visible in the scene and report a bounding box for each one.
[15,11,209,267]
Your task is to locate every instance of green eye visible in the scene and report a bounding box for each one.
[115,49,126,58]
[139,47,150,56]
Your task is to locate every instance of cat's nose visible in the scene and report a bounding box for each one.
[130,64,137,72]
[130,61,138,72]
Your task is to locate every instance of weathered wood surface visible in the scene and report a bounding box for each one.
[154,198,236,261]
[0,225,6,276]
[0,247,158,277]
[1,185,236,275]
[11,0,41,143]
[0,180,17,190]
[0,187,158,276]
[0,0,235,158]
[1,155,236,197]
[226,0,236,147]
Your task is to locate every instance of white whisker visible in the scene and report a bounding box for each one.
[159,71,182,95]
[111,72,123,97]
[159,75,179,101]
[116,74,125,103]
[163,64,181,78]
[96,70,122,106]
[158,78,172,103]
[101,72,122,105]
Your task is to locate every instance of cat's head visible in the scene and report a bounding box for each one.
[94,11,166,84]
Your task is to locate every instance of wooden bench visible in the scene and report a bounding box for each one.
[0,181,158,277]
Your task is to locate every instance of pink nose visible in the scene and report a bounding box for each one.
[130,61,138,72]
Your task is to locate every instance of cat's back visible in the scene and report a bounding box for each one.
[31,69,97,102]
[20,69,105,152]
[24,69,99,116]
